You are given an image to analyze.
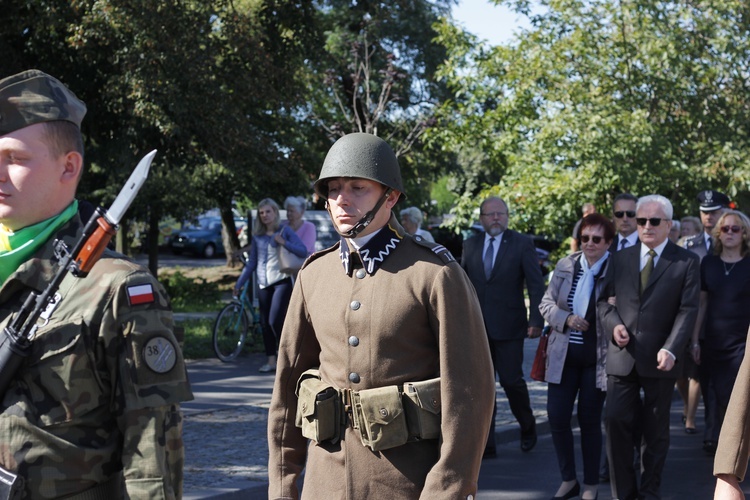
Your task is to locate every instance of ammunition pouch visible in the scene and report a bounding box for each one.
[352,384,409,451]
[402,377,442,441]
[295,369,342,443]
[295,371,442,452]
[0,465,24,500]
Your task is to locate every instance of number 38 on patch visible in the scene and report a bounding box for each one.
[143,337,177,373]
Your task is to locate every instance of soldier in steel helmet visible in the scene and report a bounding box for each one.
[0,70,192,498]
[267,133,495,499]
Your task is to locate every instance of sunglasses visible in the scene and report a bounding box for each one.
[720,225,743,234]
[636,218,668,227]
[614,211,636,219]
[580,235,603,244]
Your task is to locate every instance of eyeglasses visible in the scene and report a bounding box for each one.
[580,235,603,244]
[480,211,507,218]
[636,218,668,227]
[720,225,743,234]
[614,211,636,219]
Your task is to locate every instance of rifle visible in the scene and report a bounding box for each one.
[0,150,157,395]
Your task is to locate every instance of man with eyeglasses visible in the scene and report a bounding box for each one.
[609,193,640,253]
[462,196,546,457]
[598,194,700,500]
[681,189,730,456]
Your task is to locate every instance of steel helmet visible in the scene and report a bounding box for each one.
[314,133,405,198]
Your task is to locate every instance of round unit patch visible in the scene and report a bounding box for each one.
[143,337,177,373]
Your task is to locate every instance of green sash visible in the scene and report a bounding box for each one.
[0,201,79,285]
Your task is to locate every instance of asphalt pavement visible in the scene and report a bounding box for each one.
[180,335,750,499]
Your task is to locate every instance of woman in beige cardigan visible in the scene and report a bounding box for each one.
[540,213,614,500]
[714,326,750,499]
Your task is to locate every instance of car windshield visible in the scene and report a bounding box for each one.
[184,218,221,232]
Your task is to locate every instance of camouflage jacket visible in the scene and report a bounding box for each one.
[0,213,193,499]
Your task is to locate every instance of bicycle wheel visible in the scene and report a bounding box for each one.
[213,301,249,362]
[244,308,264,349]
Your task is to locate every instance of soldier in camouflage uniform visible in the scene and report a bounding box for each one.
[0,69,192,499]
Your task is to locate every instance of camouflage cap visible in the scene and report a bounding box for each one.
[0,69,86,135]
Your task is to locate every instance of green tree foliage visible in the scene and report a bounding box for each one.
[2,0,319,269]
[305,0,458,215]
[431,0,750,239]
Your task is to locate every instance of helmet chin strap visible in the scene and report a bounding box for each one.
[327,188,393,238]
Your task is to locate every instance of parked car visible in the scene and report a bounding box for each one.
[169,217,225,258]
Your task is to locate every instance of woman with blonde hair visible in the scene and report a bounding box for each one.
[234,199,307,372]
[691,210,750,449]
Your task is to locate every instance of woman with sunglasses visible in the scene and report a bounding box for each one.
[691,210,750,445]
[540,213,615,500]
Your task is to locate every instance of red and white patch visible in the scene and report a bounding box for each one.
[127,284,155,306]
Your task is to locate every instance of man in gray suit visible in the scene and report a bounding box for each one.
[598,194,700,500]
[462,196,545,456]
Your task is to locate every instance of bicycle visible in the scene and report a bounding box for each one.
[212,284,262,362]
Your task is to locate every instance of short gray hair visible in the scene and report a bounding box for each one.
[400,206,423,226]
[637,194,673,220]
[284,196,306,213]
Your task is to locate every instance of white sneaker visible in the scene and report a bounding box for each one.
[259,364,276,373]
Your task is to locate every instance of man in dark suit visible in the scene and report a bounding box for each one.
[609,193,640,253]
[462,196,545,455]
[598,194,700,500]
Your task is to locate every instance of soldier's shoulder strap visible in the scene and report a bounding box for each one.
[411,235,456,265]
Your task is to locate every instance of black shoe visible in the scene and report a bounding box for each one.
[551,481,580,500]
[685,426,697,434]
[521,431,537,452]
[482,448,497,460]
[703,440,717,455]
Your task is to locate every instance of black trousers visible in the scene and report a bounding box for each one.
[486,338,536,452]
[606,370,675,500]
[548,361,606,485]
[257,277,293,357]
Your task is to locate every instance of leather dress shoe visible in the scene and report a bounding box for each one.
[551,480,580,500]
[520,431,537,452]
[703,440,717,455]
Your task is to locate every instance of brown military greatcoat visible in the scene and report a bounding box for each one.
[267,216,495,499]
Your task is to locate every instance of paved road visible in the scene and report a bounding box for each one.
[181,339,748,499]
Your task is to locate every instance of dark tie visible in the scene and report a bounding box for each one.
[640,249,656,294]
[484,237,495,280]
[619,239,628,251]
[707,236,712,252]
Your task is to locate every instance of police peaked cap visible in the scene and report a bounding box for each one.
[697,190,730,212]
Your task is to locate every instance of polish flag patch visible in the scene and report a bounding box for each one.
[127,284,155,306]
